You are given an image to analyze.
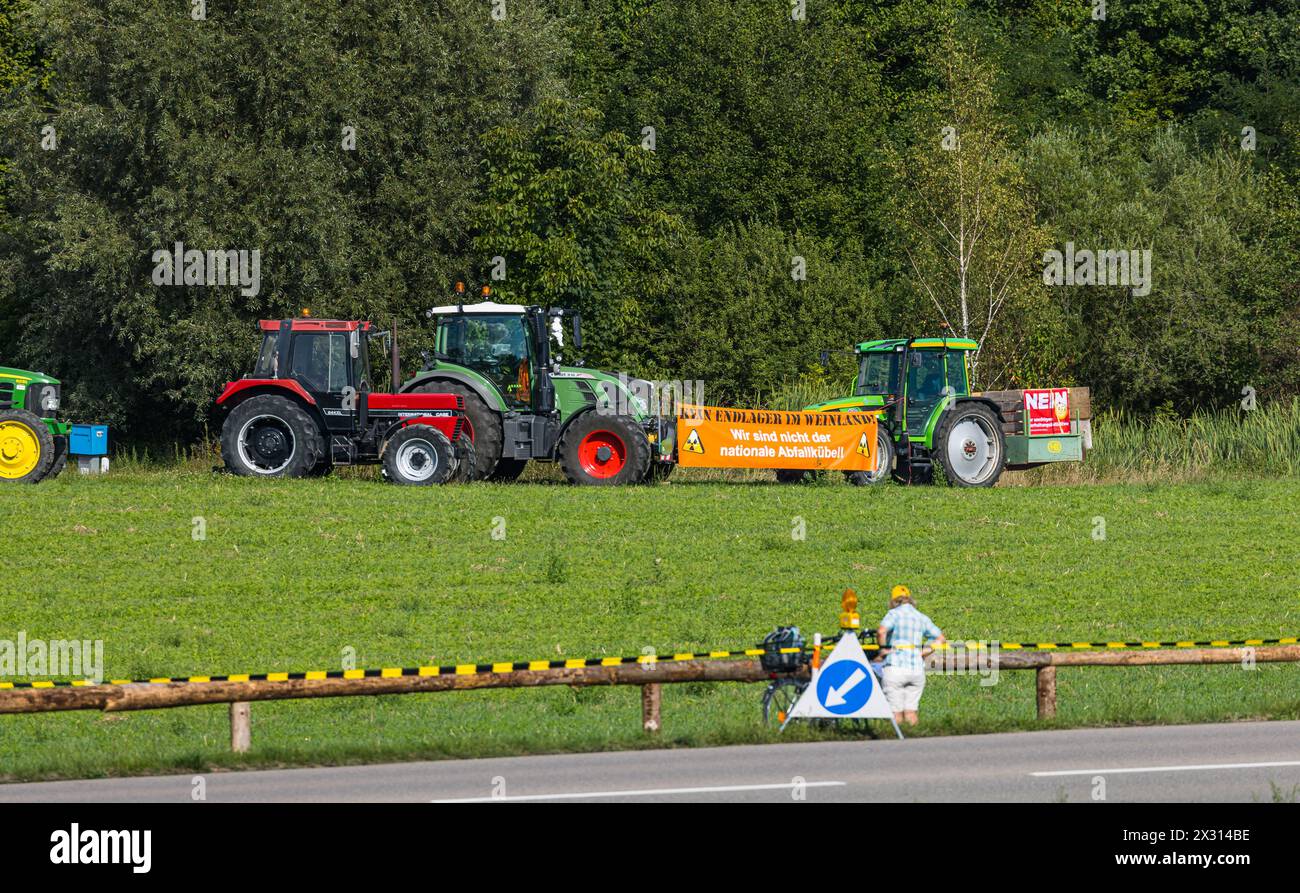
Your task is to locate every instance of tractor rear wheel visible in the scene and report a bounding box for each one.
[0,409,55,484]
[382,425,456,485]
[452,433,478,483]
[221,394,325,478]
[413,381,501,481]
[846,429,895,486]
[558,413,650,485]
[934,403,1005,488]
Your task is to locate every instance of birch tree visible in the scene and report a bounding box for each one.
[887,29,1048,384]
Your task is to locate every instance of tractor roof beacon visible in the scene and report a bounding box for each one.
[787,336,1089,487]
[402,283,670,485]
[0,365,70,484]
[216,318,470,485]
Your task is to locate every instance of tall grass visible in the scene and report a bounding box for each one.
[1019,398,1300,485]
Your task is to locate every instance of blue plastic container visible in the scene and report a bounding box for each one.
[69,424,109,456]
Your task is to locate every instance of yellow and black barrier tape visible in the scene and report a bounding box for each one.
[0,636,1294,691]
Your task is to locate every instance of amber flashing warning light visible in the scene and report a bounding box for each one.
[840,588,860,630]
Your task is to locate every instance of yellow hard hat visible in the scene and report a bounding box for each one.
[890,584,911,600]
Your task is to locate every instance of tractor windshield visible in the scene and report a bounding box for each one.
[436,313,532,406]
[856,351,901,397]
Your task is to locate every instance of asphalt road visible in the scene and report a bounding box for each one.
[2,721,1298,803]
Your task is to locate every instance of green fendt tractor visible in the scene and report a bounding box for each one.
[400,284,673,485]
[0,365,72,483]
[784,337,1089,487]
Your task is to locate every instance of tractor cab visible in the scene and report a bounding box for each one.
[854,337,977,439]
[424,285,583,414]
[249,319,375,431]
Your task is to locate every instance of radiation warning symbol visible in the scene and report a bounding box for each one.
[683,428,705,454]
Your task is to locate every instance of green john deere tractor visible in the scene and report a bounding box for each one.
[784,337,1088,487]
[0,365,73,483]
[400,285,674,485]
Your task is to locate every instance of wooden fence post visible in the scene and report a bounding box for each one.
[1036,666,1057,720]
[641,683,661,734]
[230,701,251,753]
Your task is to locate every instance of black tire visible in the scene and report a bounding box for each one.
[487,457,528,482]
[558,412,651,485]
[452,433,478,483]
[220,394,325,478]
[846,428,895,486]
[47,434,69,480]
[412,381,501,480]
[775,469,813,484]
[382,424,455,485]
[762,679,805,727]
[934,402,1005,488]
[0,409,55,484]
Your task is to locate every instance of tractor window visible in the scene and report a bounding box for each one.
[907,350,945,402]
[946,350,969,395]
[435,314,531,407]
[856,351,901,397]
[289,332,350,394]
[253,333,278,378]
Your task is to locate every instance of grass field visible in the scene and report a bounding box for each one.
[2,464,1299,781]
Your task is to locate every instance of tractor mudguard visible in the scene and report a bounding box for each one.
[378,415,462,455]
[216,378,317,407]
[214,380,329,440]
[400,371,505,413]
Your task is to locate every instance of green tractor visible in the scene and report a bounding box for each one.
[0,365,108,483]
[786,337,1088,487]
[401,285,673,485]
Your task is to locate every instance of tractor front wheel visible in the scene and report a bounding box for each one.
[558,413,650,485]
[0,409,55,484]
[414,382,500,480]
[382,425,456,485]
[221,394,325,478]
[934,403,1005,488]
[846,429,895,486]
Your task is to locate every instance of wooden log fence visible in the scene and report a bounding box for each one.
[1,645,1295,752]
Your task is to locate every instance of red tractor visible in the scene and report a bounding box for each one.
[216,319,472,484]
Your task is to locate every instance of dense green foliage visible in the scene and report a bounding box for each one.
[1,0,1297,439]
[2,468,1298,779]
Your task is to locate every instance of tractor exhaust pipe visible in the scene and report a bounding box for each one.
[391,318,401,392]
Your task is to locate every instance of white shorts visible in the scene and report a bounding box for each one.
[881,667,926,712]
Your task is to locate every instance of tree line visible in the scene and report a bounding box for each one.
[1,0,1297,441]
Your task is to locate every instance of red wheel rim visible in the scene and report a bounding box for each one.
[578,430,627,479]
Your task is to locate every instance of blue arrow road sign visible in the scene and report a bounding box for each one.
[815,658,874,715]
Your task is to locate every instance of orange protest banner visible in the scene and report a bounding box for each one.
[676,404,877,470]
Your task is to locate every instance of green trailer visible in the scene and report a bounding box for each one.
[784,337,1090,487]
